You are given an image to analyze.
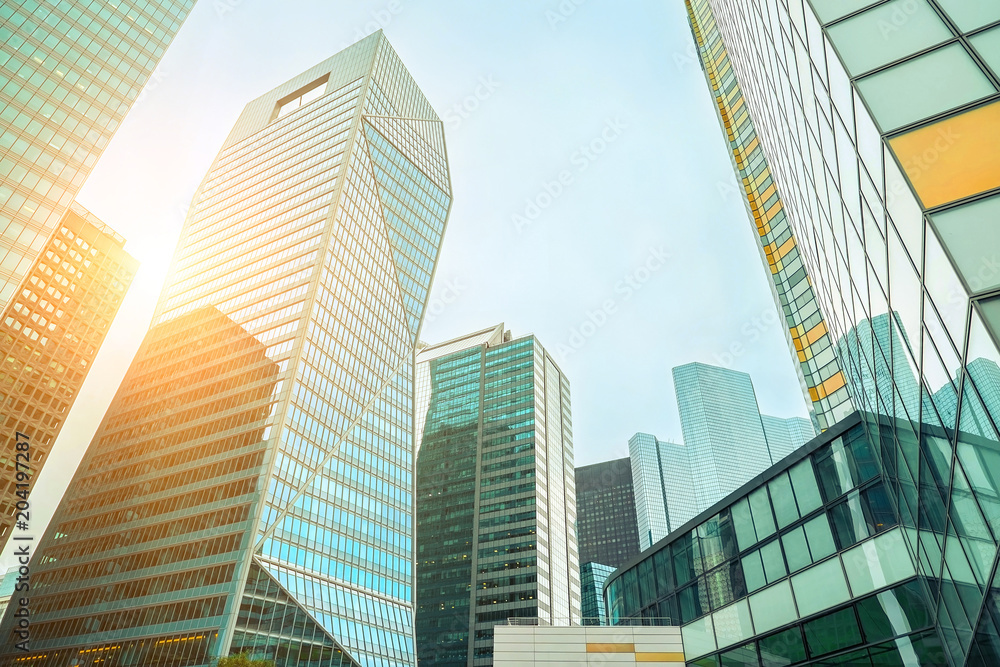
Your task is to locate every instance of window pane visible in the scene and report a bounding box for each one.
[713,599,755,650]
[759,626,806,666]
[807,0,882,24]
[760,540,787,584]
[803,607,863,657]
[720,642,758,667]
[791,558,851,616]
[749,580,798,634]
[769,473,799,529]
[682,614,717,659]
[749,488,777,541]
[856,43,995,131]
[827,0,952,76]
[789,459,822,514]
[733,498,757,551]
[830,493,871,548]
[936,0,1000,31]
[804,514,837,561]
[931,193,1000,294]
[782,526,812,573]
[841,528,916,596]
[742,550,767,593]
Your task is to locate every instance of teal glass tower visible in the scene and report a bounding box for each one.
[0,32,451,667]
[414,325,580,666]
[0,0,197,309]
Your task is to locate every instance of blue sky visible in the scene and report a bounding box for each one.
[20,0,813,560]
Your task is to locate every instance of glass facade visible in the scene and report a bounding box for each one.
[685,0,1000,664]
[606,415,951,665]
[760,416,816,463]
[0,0,197,309]
[575,457,641,569]
[0,31,451,667]
[414,328,579,666]
[0,204,135,548]
[630,432,695,548]
[580,562,616,626]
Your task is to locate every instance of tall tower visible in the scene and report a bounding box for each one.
[0,0,198,309]
[0,32,451,667]
[414,326,579,666]
[687,0,1000,664]
[574,457,641,569]
[0,204,135,548]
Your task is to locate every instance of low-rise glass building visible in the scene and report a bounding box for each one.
[603,411,983,665]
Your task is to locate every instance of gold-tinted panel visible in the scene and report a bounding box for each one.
[889,101,1000,209]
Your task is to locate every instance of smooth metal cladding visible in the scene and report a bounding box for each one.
[0,31,451,667]
[0,0,197,309]
[684,0,1000,664]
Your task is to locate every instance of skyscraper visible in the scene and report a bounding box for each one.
[760,415,816,462]
[0,203,135,547]
[0,0,198,309]
[687,0,1000,663]
[629,432,694,549]
[0,31,451,667]
[414,325,579,666]
[579,562,616,626]
[574,457,640,569]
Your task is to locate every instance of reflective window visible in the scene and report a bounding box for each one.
[856,43,995,131]
[936,0,1000,31]
[931,194,1000,294]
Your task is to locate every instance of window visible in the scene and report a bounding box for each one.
[274,76,329,120]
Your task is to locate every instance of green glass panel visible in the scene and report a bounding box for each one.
[828,0,952,76]
[791,558,851,616]
[748,580,797,634]
[971,26,1000,80]
[936,0,1000,31]
[720,642,759,667]
[856,594,897,644]
[931,193,1000,294]
[759,626,806,666]
[808,0,883,24]
[804,514,837,561]
[803,607,863,657]
[683,614,718,659]
[841,528,916,596]
[713,600,755,650]
[760,540,787,584]
[788,460,822,514]
[769,473,799,529]
[781,527,812,573]
[749,488,777,541]
[733,497,758,551]
[857,43,995,131]
[743,550,767,593]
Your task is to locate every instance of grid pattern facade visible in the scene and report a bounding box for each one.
[0,204,134,547]
[686,2,853,431]
[414,333,580,666]
[760,415,815,462]
[575,457,641,569]
[0,32,451,667]
[606,415,954,666]
[687,0,1000,664]
[673,363,782,509]
[630,433,674,551]
[0,0,196,309]
[580,562,616,626]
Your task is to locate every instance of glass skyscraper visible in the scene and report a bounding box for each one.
[669,0,1000,664]
[0,31,451,667]
[414,325,579,666]
[0,0,198,309]
[580,562,616,626]
[0,203,135,548]
[630,432,695,549]
[575,457,641,569]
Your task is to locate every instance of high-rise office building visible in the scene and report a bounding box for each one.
[630,364,814,550]
[414,325,579,666]
[0,32,451,667]
[0,0,198,309]
[683,1,1000,664]
[0,203,135,547]
[579,562,616,626]
[673,362,813,507]
[760,415,815,462]
[629,432,695,549]
[575,457,640,568]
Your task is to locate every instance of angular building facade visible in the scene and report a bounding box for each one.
[0,32,451,667]
[682,0,1000,664]
[0,203,135,546]
[0,0,198,309]
[630,432,695,549]
[580,561,616,626]
[414,325,580,666]
[575,457,641,569]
